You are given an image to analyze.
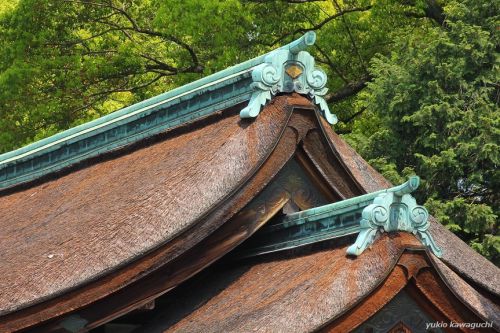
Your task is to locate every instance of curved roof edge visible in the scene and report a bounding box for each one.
[318,120,500,298]
[237,176,442,259]
[145,235,498,332]
[0,32,336,190]
[0,95,313,332]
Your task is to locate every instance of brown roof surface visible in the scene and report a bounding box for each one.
[429,255,500,324]
[0,96,300,316]
[136,113,500,332]
[1,92,498,331]
[429,218,500,296]
[318,116,391,192]
[136,233,424,333]
[319,116,500,298]
[132,238,499,333]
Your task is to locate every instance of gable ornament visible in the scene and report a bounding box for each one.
[240,31,338,125]
[347,176,442,257]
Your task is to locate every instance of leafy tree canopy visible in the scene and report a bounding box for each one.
[347,0,499,264]
[0,0,498,263]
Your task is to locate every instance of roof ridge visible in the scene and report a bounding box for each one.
[238,176,442,258]
[0,32,336,190]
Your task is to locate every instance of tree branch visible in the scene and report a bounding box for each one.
[93,18,134,40]
[128,28,202,71]
[262,5,372,47]
[87,74,164,98]
[313,44,349,84]
[404,0,445,27]
[340,107,366,124]
[63,0,202,71]
[140,54,178,73]
[46,28,126,47]
[326,74,372,103]
[82,69,147,87]
[332,0,368,73]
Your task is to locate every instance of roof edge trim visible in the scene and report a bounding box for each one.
[347,176,442,257]
[240,32,336,124]
[0,32,332,190]
[239,176,442,258]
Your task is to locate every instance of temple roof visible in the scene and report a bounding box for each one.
[140,234,499,332]
[0,34,498,332]
[0,96,303,316]
[0,32,334,191]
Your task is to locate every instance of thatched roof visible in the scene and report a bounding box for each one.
[137,233,499,332]
[0,32,498,331]
[1,93,498,332]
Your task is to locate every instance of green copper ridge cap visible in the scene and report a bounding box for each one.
[346,176,442,257]
[0,32,313,164]
[266,176,421,233]
[238,176,442,259]
[239,31,336,124]
[0,32,336,190]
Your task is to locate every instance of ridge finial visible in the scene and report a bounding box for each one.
[240,32,337,124]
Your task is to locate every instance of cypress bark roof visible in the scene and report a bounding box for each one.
[138,234,499,332]
[0,97,299,317]
[0,33,498,331]
[0,94,498,332]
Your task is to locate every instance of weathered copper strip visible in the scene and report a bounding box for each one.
[238,177,441,258]
[0,97,313,332]
[0,32,334,190]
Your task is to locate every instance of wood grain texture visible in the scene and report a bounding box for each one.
[317,116,391,193]
[141,110,500,333]
[0,95,309,331]
[1,92,499,332]
[427,255,500,328]
[319,252,432,333]
[135,233,422,333]
[428,217,500,297]
[302,129,363,199]
[319,263,408,333]
[414,270,491,333]
[151,243,492,333]
[320,252,490,333]
[316,116,500,301]
[58,119,302,332]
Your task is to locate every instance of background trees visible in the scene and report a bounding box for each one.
[0,0,497,263]
[346,0,499,264]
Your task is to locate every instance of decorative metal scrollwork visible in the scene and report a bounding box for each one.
[347,176,442,257]
[410,206,428,226]
[259,64,280,86]
[307,68,327,90]
[369,205,389,226]
[240,31,338,124]
[240,63,280,118]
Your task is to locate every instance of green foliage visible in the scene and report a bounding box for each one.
[0,0,18,16]
[470,235,500,266]
[0,0,416,152]
[0,0,497,263]
[347,0,499,263]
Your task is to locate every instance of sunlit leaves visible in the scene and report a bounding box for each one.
[347,0,499,263]
[0,0,497,263]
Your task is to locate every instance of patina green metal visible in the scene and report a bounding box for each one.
[238,176,442,258]
[0,32,336,190]
[346,176,442,257]
[240,31,336,124]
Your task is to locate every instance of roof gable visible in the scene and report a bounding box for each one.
[0,32,498,333]
[0,32,335,191]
